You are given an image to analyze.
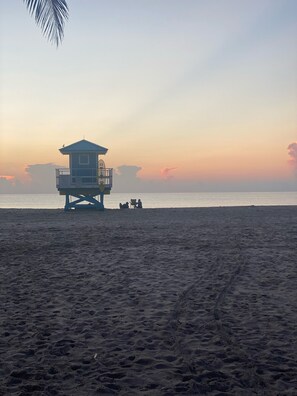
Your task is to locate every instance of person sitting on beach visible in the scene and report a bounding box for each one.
[119,202,129,209]
[137,199,142,208]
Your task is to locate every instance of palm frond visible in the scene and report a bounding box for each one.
[24,0,69,46]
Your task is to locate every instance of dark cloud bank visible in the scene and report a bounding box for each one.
[0,164,59,193]
[1,158,296,194]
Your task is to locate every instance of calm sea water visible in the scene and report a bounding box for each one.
[0,192,296,209]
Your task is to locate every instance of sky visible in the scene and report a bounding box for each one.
[0,0,296,193]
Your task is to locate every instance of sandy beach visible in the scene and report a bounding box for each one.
[0,206,296,395]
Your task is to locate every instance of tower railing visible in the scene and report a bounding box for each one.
[56,168,113,189]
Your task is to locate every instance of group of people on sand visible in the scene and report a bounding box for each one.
[119,199,143,209]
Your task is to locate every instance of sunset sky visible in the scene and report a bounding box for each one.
[0,0,296,192]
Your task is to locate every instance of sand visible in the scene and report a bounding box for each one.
[0,206,296,395]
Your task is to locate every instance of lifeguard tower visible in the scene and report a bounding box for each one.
[56,139,113,211]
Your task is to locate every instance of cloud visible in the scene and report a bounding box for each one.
[116,165,142,177]
[113,165,143,193]
[160,167,177,180]
[25,163,59,193]
[0,163,61,193]
[0,177,18,193]
[1,162,297,194]
[288,142,297,168]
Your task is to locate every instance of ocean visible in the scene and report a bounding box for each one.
[0,192,296,209]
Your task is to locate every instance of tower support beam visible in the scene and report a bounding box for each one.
[64,193,104,211]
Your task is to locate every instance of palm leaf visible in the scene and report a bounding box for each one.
[24,0,69,46]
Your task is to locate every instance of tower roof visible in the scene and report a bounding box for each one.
[59,139,108,155]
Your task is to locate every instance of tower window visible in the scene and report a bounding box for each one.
[79,154,89,165]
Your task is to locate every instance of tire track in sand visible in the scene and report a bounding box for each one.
[167,237,268,394]
[212,238,267,392]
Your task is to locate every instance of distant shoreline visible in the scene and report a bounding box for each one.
[1,191,296,210]
[0,204,296,212]
[1,203,297,208]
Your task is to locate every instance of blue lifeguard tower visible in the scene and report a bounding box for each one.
[56,139,113,211]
